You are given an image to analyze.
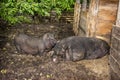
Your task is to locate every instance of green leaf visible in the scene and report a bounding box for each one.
[0,0,75,25]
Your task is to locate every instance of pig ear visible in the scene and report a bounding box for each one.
[43,33,49,40]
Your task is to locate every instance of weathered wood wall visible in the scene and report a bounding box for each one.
[73,0,118,41]
[110,26,120,80]
[96,0,118,42]
[86,0,118,43]
[109,0,120,80]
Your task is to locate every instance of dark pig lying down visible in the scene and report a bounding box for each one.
[14,33,57,55]
[52,36,110,62]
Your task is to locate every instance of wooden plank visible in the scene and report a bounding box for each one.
[82,0,87,11]
[110,48,120,64]
[73,2,81,35]
[111,36,119,50]
[110,25,120,80]
[95,0,118,42]
[98,9,117,21]
[112,26,120,39]
[116,0,120,26]
[111,26,120,52]
[86,0,99,37]
[109,55,120,75]
[110,66,120,80]
[79,11,88,36]
[96,20,113,35]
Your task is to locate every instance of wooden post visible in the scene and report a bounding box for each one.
[116,0,120,26]
[73,0,81,35]
[82,0,87,12]
[86,0,99,37]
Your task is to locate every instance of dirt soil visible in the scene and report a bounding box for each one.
[0,23,110,80]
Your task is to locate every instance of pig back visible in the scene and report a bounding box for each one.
[14,33,30,45]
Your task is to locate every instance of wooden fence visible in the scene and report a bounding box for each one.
[110,25,120,80]
[73,0,118,43]
[109,0,120,79]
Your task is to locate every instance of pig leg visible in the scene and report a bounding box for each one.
[39,49,45,56]
[72,51,85,61]
[15,44,22,53]
[66,49,71,61]
[38,46,45,56]
[66,46,73,61]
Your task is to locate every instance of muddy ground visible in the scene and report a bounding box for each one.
[0,23,110,80]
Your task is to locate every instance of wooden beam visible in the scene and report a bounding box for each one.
[86,0,99,37]
[82,0,87,12]
[116,0,120,26]
[73,1,81,35]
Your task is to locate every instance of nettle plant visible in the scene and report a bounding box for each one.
[0,0,75,25]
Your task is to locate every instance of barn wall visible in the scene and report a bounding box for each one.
[86,0,118,43]
[96,0,118,42]
[110,25,120,80]
[109,0,120,80]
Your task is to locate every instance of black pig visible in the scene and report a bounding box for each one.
[14,33,57,55]
[52,36,110,62]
